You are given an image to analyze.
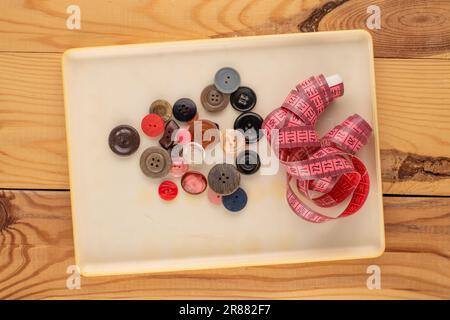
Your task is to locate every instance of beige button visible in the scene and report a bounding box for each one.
[200,84,229,112]
[222,129,246,158]
[149,99,172,122]
[140,146,172,178]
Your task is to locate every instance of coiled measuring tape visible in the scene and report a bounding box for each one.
[262,74,372,223]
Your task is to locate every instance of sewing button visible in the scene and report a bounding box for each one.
[207,163,240,195]
[188,119,221,149]
[214,67,241,94]
[159,120,179,150]
[149,99,172,122]
[233,112,264,143]
[141,114,165,137]
[173,98,197,122]
[181,171,207,195]
[230,87,256,112]
[158,180,178,201]
[108,125,140,156]
[222,129,246,158]
[139,146,171,178]
[175,128,192,145]
[222,187,248,212]
[207,188,222,205]
[236,150,261,175]
[170,158,189,177]
[201,84,229,112]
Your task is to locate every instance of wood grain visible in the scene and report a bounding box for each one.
[0,0,449,58]
[0,190,449,299]
[1,53,449,194]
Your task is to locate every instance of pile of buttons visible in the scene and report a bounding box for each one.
[108,67,263,213]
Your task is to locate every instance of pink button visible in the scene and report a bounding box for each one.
[181,171,207,195]
[207,188,222,205]
[175,128,191,145]
[170,158,189,178]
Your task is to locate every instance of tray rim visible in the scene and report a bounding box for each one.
[61,30,385,277]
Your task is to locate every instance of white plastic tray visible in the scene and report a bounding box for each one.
[62,31,384,276]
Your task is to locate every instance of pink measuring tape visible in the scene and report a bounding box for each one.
[263,74,372,223]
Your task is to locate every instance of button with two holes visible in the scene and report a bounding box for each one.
[140,146,171,178]
[236,150,261,175]
[222,187,248,212]
[201,84,229,112]
[141,113,165,137]
[214,67,241,94]
[173,98,197,122]
[233,112,264,144]
[230,87,257,112]
[207,163,240,195]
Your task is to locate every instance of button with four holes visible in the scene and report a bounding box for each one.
[140,146,171,178]
[141,114,165,137]
[230,87,257,112]
[233,112,264,144]
[236,150,261,175]
[201,84,229,112]
[173,98,197,122]
[214,67,241,94]
[181,171,208,195]
[222,187,248,212]
[159,120,179,150]
[149,99,172,122]
[208,163,241,195]
[158,180,178,201]
[108,125,140,156]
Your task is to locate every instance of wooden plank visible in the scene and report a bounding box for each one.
[1,53,450,194]
[0,190,449,299]
[0,0,449,58]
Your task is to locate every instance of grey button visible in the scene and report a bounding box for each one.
[214,67,241,94]
[140,146,171,178]
[207,163,240,195]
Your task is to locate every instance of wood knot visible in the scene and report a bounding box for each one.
[0,191,17,232]
[298,0,349,32]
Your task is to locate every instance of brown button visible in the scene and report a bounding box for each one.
[140,146,172,178]
[200,84,229,112]
[159,120,179,150]
[108,125,140,156]
[188,119,221,149]
[149,99,172,122]
[207,164,240,195]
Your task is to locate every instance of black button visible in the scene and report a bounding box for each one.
[236,150,260,175]
[233,112,264,144]
[173,98,197,122]
[230,87,256,112]
[108,125,140,156]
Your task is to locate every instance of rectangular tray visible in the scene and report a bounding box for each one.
[62,31,385,276]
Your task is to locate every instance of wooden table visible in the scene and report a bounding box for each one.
[1,0,449,299]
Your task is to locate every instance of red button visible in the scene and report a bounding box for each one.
[170,158,189,177]
[141,114,164,137]
[207,188,222,205]
[181,171,207,195]
[158,180,178,201]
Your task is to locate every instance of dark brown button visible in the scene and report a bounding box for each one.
[108,125,140,156]
[149,99,172,122]
[200,84,229,112]
[188,119,221,149]
[139,146,172,178]
[207,164,240,195]
[159,120,179,150]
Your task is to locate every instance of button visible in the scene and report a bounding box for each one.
[108,125,140,156]
[200,84,229,112]
[222,129,246,158]
[139,146,172,178]
[170,158,189,178]
[173,98,197,122]
[141,114,164,137]
[181,171,207,195]
[188,119,221,149]
[233,112,264,143]
[158,180,178,201]
[222,187,248,212]
[159,120,179,150]
[149,99,172,122]
[230,86,257,112]
[207,189,222,205]
[175,128,192,145]
[236,150,261,175]
[214,67,241,94]
[207,163,240,195]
